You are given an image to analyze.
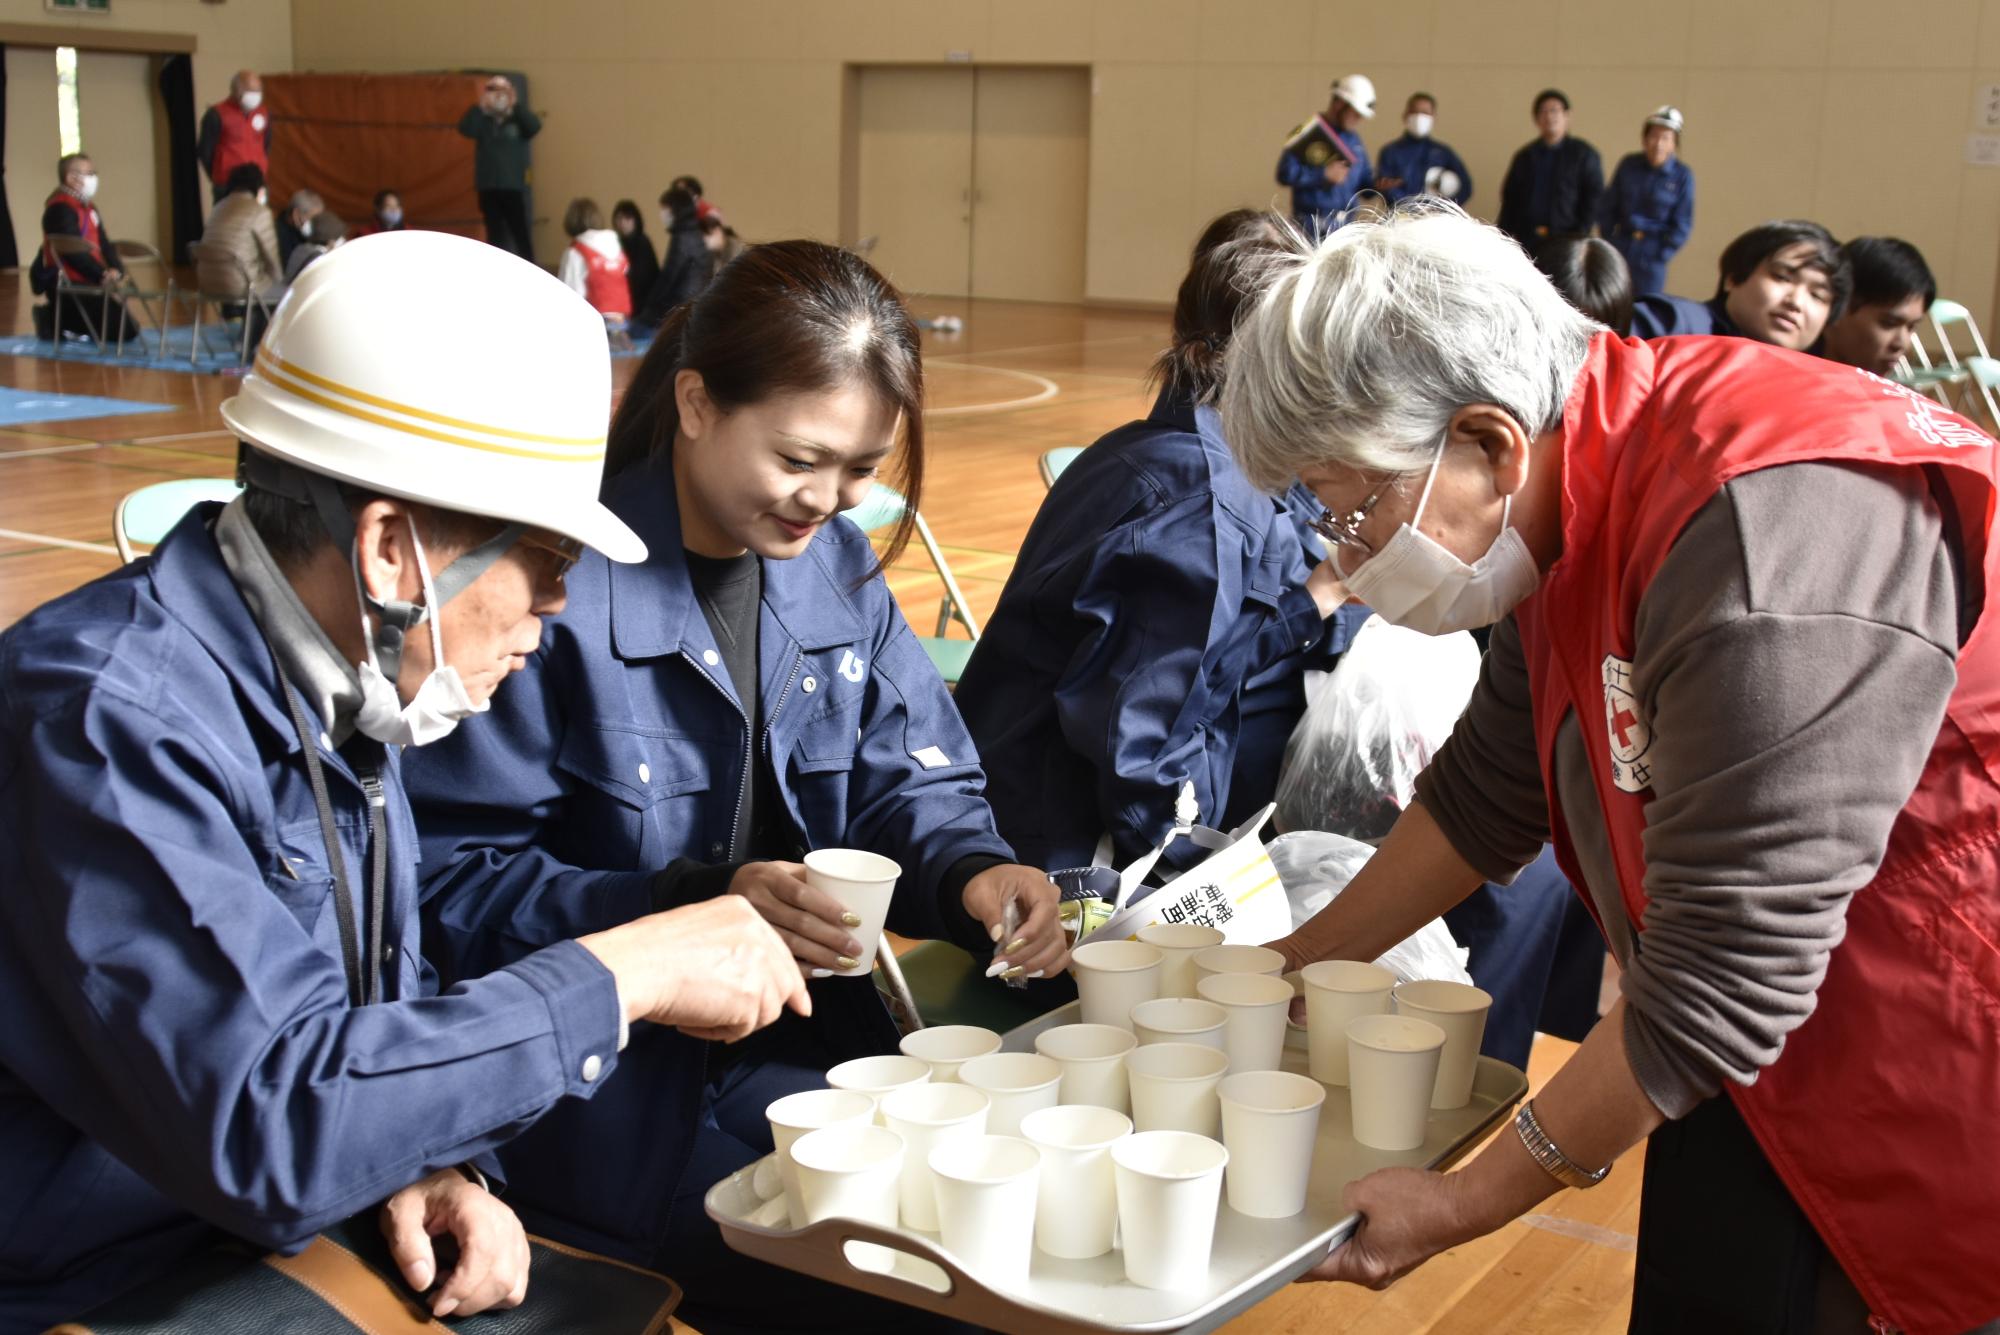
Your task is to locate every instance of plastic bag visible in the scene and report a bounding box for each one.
[1266,829,1473,985]
[1273,615,1483,840]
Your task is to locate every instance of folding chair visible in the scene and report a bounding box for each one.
[188,239,277,367]
[1038,446,1084,490]
[106,239,176,357]
[1900,299,2000,430]
[113,477,244,562]
[843,482,981,685]
[44,234,133,358]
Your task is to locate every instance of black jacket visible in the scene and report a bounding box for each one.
[1497,136,1604,251]
[619,229,660,312]
[634,217,708,329]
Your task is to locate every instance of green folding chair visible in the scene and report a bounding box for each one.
[1038,446,1084,490]
[1896,299,2000,430]
[114,477,244,562]
[843,483,981,685]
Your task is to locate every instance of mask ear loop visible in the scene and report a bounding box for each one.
[401,517,450,676]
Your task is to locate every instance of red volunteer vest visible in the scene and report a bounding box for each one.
[572,240,632,317]
[209,98,269,188]
[1515,333,2000,1334]
[41,191,104,281]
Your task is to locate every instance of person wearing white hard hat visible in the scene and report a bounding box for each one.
[1497,88,1604,259]
[0,230,812,1332]
[1600,105,1695,296]
[1276,72,1377,235]
[1375,92,1473,208]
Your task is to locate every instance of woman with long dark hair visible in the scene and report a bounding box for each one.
[405,239,1063,1333]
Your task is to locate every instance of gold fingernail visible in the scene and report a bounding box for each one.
[841,912,863,927]
[1003,937,1027,956]
[1001,966,1026,981]
[836,956,859,971]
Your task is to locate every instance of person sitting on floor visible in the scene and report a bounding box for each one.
[32,152,134,345]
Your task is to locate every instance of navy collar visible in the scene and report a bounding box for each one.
[604,451,870,662]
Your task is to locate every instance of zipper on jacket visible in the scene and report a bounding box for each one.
[684,650,754,861]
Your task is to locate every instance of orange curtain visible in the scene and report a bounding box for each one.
[264,72,489,239]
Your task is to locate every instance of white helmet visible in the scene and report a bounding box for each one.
[221,230,645,564]
[1645,105,1684,136]
[1330,73,1377,119]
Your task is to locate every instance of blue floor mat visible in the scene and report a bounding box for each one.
[0,326,654,372]
[0,384,172,425]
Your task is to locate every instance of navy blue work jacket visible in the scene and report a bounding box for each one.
[1375,134,1473,206]
[404,452,1015,1263]
[1276,123,1372,234]
[0,507,622,1332]
[1598,154,1694,293]
[1631,293,1737,340]
[953,391,1367,877]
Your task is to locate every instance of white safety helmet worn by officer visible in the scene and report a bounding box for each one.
[1645,105,1684,136]
[1331,73,1377,119]
[220,230,647,746]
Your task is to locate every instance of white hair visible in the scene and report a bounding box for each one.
[1221,201,1598,493]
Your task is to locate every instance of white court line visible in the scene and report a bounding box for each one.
[1519,1213,1637,1252]
[0,527,119,555]
[924,364,1060,417]
[925,332,1155,365]
[0,441,103,460]
[127,429,232,445]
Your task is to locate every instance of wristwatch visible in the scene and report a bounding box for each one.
[1513,1098,1610,1190]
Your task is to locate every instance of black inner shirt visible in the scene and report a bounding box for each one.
[684,548,790,861]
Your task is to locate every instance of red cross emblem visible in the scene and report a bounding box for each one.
[1601,654,1653,794]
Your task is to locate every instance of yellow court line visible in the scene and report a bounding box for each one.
[257,349,604,449]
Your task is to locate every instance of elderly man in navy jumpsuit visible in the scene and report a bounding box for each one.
[0,232,804,1333]
[1276,73,1377,236]
[1599,106,1695,296]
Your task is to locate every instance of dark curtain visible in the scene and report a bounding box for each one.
[0,46,17,270]
[157,53,200,264]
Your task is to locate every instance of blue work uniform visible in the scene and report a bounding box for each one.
[1276,122,1372,235]
[1599,153,1694,296]
[1374,134,1473,207]
[0,507,622,1333]
[1631,293,1736,340]
[953,390,1368,876]
[404,453,1015,1298]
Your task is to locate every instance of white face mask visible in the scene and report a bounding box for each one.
[298,216,313,239]
[351,517,487,747]
[256,188,269,207]
[1406,112,1435,138]
[240,90,263,113]
[77,173,99,201]
[1339,438,1541,636]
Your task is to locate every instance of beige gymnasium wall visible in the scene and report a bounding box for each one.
[288,0,2000,323]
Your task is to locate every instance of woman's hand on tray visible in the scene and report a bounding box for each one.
[963,864,1069,979]
[1303,1165,1475,1288]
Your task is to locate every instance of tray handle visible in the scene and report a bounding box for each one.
[749,1215,1055,1331]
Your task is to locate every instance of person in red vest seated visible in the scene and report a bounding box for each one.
[1222,204,2000,1335]
[352,188,406,239]
[32,152,133,344]
[197,70,270,207]
[555,197,630,335]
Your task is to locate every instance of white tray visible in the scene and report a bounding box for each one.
[706,1000,1527,1334]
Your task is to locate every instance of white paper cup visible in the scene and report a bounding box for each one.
[880,1081,991,1232]
[1138,923,1226,998]
[959,1051,1063,1136]
[1125,1040,1230,1137]
[1301,960,1396,1086]
[1345,1014,1447,1152]
[1019,1104,1131,1259]
[1130,997,1228,1052]
[803,848,900,976]
[1033,1023,1137,1113]
[1070,939,1164,1030]
[899,1025,1003,1084]
[789,1122,905,1273]
[1190,943,1287,986]
[928,1134,1042,1290]
[1393,980,1493,1110]
[1217,1070,1326,1218]
[767,1088,877,1229]
[1112,1130,1229,1290]
[1195,972,1294,1074]
[827,1053,932,1122]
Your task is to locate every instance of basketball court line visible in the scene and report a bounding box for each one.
[0,527,119,556]
[923,363,1061,417]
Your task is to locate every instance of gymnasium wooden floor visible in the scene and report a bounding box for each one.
[0,274,1641,1332]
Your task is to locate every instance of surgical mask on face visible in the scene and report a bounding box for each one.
[298,217,313,239]
[1406,112,1434,138]
[1340,437,1541,635]
[240,90,263,112]
[351,517,487,747]
[660,210,673,231]
[257,188,269,206]
[381,208,403,226]
[77,174,99,202]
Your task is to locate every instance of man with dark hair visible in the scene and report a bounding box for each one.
[1539,236,1635,336]
[1599,105,1694,296]
[33,152,133,344]
[458,74,540,260]
[1822,236,1936,375]
[630,184,711,332]
[1631,219,1849,351]
[198,70,270,206]
[1498,89,1603,257]
[1276,74,1378,235]
[1375,91,1472,206]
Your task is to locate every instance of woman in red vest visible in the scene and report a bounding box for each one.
[1222,205,2000,1335]
[556,197,632,336]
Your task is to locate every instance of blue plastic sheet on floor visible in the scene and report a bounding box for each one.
[0,384,172,426]
[0,327,653,372]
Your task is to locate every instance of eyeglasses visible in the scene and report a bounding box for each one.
[1307,474,1401,558]
[516,529,584,581]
